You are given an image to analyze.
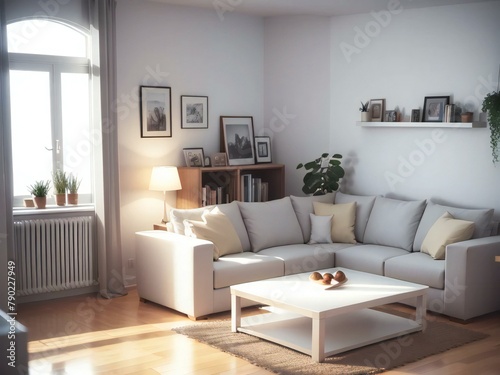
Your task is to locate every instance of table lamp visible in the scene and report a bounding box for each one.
[149,166,182,223]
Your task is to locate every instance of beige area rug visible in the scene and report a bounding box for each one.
[173,311,487,375]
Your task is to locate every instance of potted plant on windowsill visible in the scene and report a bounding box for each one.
[67,173,81,205]
[360,101,370,122]
[296,153,345,195]
[52,170,68,206]
[28,180,51,209]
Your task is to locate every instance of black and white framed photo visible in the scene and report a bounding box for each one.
[220,116,255,166]
[181,95,208,129]
[422,96,450,122]
[384,110,397,122]
[254,136,272,163]
[411,109,421,122]
[183,148,205,167]
[369,98,385,122]
[211,153,227,167]
[140,86,172,138]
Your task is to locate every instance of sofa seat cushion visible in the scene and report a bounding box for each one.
[335,192,377,243]
[363,197,426,251]
[413,200,493,251]
[385,252,445,289]
[334,245,408,275]
[238,197,304,252]
[290,193,336,243]
[213,252,284,289]
[258,244,335,275]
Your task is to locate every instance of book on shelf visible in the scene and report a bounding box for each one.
[241,174,252,202]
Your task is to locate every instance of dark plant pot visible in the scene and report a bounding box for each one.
[33,196,47,209]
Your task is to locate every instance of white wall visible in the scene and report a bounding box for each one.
[330,1,500,218]
[116,1,263,284]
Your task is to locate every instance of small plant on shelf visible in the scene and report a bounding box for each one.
[27,180,51,209]
[52,170,68,206]
[67,173,81,205]
[359,101,370,121]
[297,153,345,195]
[359,101,369,112]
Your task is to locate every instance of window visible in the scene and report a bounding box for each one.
[7,20,92,207]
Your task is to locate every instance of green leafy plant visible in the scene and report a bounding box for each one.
[482,90,500,164]
[52,170,68,194]
[67,173,81,194]
[296,153,345,195]
[359,101,369,112]
[28,180,51,197]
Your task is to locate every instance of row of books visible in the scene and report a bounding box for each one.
[202,185,229,206]
[240,174,269,202]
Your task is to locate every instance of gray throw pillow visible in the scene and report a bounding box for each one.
[290,193,335,243]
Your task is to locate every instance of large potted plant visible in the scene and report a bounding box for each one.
[482,90,500,164]
[67,173,81,205]
[52,170,68,206]
[296,153,345,195]
[28,180,51,209]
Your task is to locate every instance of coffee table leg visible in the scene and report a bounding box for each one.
[231,294,241,332]
[415,294,427,328]
[312,318,326,362]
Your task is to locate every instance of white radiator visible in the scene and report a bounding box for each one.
[13,216,97,296]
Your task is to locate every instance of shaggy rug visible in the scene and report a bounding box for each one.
[173,311,487,375]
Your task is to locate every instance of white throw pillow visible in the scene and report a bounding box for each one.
[308,213,333,244]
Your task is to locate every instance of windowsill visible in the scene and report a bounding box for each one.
[13,204,95,216]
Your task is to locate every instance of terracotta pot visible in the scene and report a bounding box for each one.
[33,196,47,209]
[461,112,473,123]
[67,193,78,205]
[55,193,66,206]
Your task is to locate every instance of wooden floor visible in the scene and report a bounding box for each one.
[17,287,500,374]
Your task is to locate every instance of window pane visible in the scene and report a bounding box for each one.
[7,20,87,57]
[61,73,92,197]
[10,70,53,197]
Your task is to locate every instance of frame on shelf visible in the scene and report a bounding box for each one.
[254,136,272,163]
[422,96,450,122]
[181,95,208,129]
[140,86,172,138]
[183,148,205,167]
[220,116,255,166]
[369,99,385,122]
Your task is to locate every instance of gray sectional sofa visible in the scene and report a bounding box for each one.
[135,192,500,321]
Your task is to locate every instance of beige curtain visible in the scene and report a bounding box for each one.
[90,0,127,298]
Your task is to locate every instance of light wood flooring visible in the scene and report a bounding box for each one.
[17,287,500,374]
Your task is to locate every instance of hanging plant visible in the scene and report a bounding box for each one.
[482,66,500,164]
[296,153,345,195]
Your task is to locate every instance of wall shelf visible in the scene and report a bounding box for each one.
[356,121,486,128]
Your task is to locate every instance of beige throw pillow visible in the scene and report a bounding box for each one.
[421,212,475,260]
[313,201,357,244]
[184,207,243,260]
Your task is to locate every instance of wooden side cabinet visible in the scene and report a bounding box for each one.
[176,163,285,209]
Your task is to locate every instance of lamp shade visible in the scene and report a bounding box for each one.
[149,166,182,192]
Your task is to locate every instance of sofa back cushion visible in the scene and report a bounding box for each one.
[290,193,335,243]
[413,200,493,251]
[238,197,304,252]
[363,196,426,251]
[170,201,251,252]
[335,192,377,243]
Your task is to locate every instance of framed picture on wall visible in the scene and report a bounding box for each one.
[140,86,172,138]
[369,99,385,122]
[422,96,450,122]
[254,136,272,163]
[220,116,255,166]
[181,95,208,129]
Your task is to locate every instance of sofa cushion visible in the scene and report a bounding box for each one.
[171,201,251,252]
[413,200,493,251]
[334,244,408,275]
[335,192,377,243]
[309,214,333,244]
[363,197,426,251]
[184,207,243,260]
[238,197,304,252]
[421,212,474,260]
[313,201,357,244]
[258,244,335,275]
[213,252,284,289]
[290,193,335,243]
[385,252,445,289]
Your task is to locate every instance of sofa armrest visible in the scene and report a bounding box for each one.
[135,230,214,319]
[444,235,500,321]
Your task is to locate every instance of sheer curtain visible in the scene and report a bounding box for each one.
[0,0,15,311]
[90,0,127,299]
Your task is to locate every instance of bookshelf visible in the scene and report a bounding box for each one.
[176,163,285,209]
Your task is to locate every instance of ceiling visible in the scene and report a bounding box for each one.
[145,0,497,17]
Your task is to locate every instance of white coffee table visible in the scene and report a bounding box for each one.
[231,268,427,362]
